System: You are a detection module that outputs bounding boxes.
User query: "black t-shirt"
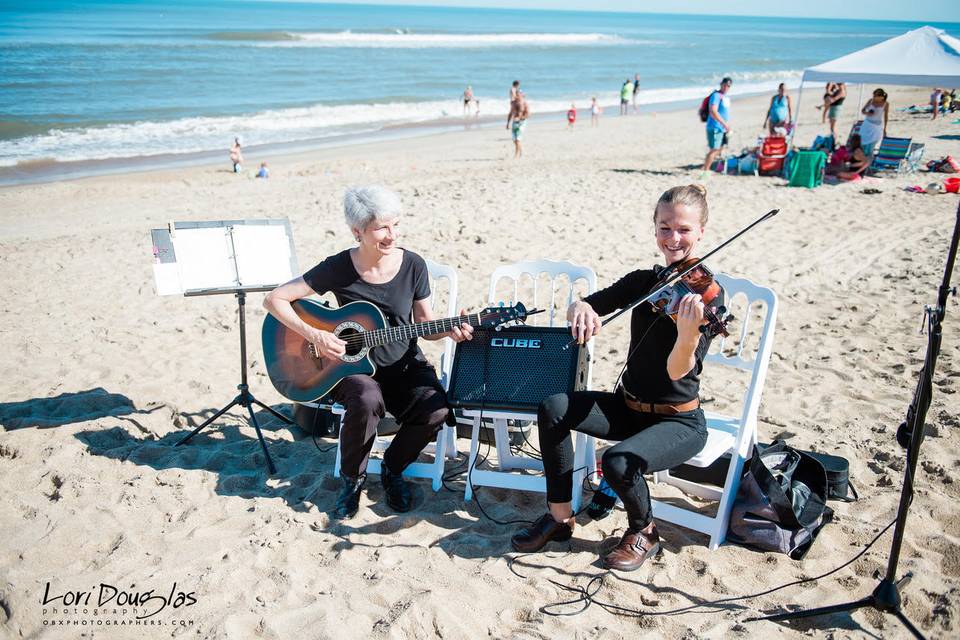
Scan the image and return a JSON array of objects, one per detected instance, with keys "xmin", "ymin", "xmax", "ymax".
[
  {"xmin": 583, "ymin": 267, "xmax": 724, "ymax": 404},
  {"xmin": 302, "ymin": 248, "xmax": 431, "ymax": 367}
]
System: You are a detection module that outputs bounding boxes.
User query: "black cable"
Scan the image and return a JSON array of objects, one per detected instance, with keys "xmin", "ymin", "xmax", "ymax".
[
  {"xmin": 312, "ymin": 432, "xmax": 338, "ymax": 453},
  {"xmin": 511, "ymin": 515, "xmax": 897, "ymax": 620}
]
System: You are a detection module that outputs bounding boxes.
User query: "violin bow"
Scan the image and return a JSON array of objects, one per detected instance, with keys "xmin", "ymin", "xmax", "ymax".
[{"xmin": 563, "ymin": 208, "xmax": 780, "ymax": 349}]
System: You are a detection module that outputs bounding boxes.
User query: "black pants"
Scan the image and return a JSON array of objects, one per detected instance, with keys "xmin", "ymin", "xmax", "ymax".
[
  {"xmin": 538, "ymin": 389, "xmax": 707, "ymax": 531},
  {"xmin": 330, "ymin": 357, "xmax": 450, "ymax": 478}
]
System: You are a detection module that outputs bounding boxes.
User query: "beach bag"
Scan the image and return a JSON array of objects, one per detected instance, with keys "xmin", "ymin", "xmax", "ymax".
[
  {"xmin": 727, "ymin": 440, "xmax": 833, "ymax": 559},
  {"xmin": 698, "ymin": 92, "xmax": 717, "ymax": 122},
  {"xmin": 672, "ymin": 443, "xmax": 858, "ymax": 503},
  {"xmin": 805, "ymin": 450, "xmax": 859, "ymax": 502},
  {"xmin": 928, "ymin": 155, "xmax": 960, "ymax": 173},
  {"xmin": 738, "ymin": 154, "xmax": 759, "ymax": 175}
]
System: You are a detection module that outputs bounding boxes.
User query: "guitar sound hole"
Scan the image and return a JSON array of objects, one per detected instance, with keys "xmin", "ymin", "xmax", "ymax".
[{"xmin": 338, "ymin": 327, "xmax": 364, "ymax": 357}]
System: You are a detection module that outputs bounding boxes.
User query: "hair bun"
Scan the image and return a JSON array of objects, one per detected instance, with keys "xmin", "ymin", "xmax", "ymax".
[{"xmin": 690, "ymin": 183, "xmax": 707, "ymax": 196}]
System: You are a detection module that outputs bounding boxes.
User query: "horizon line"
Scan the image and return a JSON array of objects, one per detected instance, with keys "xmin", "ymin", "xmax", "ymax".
[{"xmin": 248, "ymin": 0, "xmax": 960, "ymax": 25}]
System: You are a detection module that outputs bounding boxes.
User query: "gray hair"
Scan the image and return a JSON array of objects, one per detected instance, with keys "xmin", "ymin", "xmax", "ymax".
[{"xmin": 343, "ymin": 185, "xmax": 402, "ymax": 231}]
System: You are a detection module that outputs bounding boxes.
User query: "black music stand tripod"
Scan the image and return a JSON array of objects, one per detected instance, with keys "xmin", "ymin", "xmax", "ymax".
[
  {"xmin": 175, "ymin": 289, "xmax": 293, "ymax": 475},
  {"xmin": 749, "ymin": 203, "xmax": 959, "ymax": 639}
]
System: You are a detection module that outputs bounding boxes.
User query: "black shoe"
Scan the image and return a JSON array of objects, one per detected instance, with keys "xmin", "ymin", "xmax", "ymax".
[
  {"xmin": 510, "ymin": 513, "xmax": 573, "ymax": 553},
  {"xmin": 332, "ymin": 473, "xmax": 365, "ymax": 519},
  {"xmin": 380, "ymin": 465, "xmax": 412, "ymax": 512}
]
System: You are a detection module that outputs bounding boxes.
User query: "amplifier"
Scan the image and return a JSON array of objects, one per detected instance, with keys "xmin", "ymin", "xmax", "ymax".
[{"xmin": 447, "ymin": 325, "xmax": 589, "ymax": 412}]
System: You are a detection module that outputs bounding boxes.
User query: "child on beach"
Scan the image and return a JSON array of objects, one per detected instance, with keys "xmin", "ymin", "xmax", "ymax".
[
  {"xmin": 590, "ymin": 97, "xmax": 601, "ymax": 127},
  {"xmin": 256, "ymin": 162, "xmax": 269, "ymax": 179},
  {"xmin": 567, "ymin": 104, "xmax": 576, "ymax": 129},
  {"xmin": 229, "ymin": 137, "xmax": 243, "ymax": 173}
]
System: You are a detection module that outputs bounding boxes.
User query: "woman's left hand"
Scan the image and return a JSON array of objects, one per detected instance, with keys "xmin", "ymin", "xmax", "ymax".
[
  {"xmin": 449, "ymin": 308, "xmax": 474, "ymax": 343},
  {"xmin": 674, "ymin": 293, "xmax": 706, "ymax": 342}
]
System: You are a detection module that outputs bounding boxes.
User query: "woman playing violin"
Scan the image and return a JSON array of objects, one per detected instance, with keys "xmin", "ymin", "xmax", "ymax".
[{"xmin": 511, "ymin": 184, "xmax": 724, "ymax": 571}]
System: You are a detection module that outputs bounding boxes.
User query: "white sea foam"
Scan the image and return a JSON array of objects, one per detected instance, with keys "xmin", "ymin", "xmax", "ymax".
[
  {"xmin": 0, "ymin": 73, "xmax": 805, "ymax": 167},
  {"xmin": 258, "ymin": 31, "xmax": 647, "ymax": 48}
]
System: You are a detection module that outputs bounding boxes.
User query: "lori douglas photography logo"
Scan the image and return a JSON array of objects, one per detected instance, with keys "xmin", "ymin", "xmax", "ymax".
[{"xmin": 41, "ymin": 580, "xmax": 198, "ymax": 628}]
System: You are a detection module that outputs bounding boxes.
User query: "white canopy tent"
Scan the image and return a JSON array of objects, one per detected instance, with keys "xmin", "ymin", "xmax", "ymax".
[{"xmin": 793, "ymin": 26, "xmax": 960, "ymax": 143}]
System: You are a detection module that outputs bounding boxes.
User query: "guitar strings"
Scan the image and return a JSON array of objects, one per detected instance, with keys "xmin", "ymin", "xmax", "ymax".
[{"xmin": 323, "ymin": 313, "xmax": 493, "ymax": 347}]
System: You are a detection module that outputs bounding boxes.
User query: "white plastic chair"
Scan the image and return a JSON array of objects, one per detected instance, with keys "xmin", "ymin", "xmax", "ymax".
[
  {"xmin": 462, "ymin": 260, "xmax": 596, "ymax": 511},
  {"xmin": 581, "ymin": 273, "xmax": 777, "ymax": 550},
  {"xmin": 326, "ymin": 259, "xmax": 459, "ymax": 491}
]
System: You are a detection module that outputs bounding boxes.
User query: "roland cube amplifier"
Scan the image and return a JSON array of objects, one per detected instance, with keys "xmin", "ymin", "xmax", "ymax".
[{"xmin": 447, "ymin": 325, "xmax": 589, "ymax": 412}]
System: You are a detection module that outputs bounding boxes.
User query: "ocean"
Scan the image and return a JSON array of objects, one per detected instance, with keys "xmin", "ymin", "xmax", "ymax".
[{"xmin": 0, "ymin": 0, "xmax": 955, "ymax": 181}]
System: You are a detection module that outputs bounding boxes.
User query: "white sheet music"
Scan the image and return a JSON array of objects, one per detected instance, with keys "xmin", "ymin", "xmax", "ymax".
[
  {"xmin": 151, "ymin": 219, "xmax": 297, "ymax": 295},
  {"xmin": 232, "ymin": 224, "xmax": 293, "ymax": 287}
]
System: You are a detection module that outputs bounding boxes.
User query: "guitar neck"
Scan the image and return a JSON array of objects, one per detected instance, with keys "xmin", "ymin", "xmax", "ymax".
[{"xmin": 364, "ymin": 312, "xmax": 482, "ymax": 348}]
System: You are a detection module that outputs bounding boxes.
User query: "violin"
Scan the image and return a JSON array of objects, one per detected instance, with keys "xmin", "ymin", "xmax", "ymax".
[{"xmin": 648, "ymin": 258, "xmax": 733, "ymax": 338}]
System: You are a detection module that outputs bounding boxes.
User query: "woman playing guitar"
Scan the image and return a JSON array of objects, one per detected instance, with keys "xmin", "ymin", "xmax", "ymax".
[
  {"xmin": 264, "ymin": 185, "xmax": 473, "ymax": 519},
  {"xmin": 511, "ymin": 184, "xmax": 724, "ymax": 571}
]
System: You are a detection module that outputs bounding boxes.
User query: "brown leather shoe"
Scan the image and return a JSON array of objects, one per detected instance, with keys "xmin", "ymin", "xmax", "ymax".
[
  {"xmin": 511, "ymin": 513, "xmax": 574, "ymax": 553},
  {"xmin": 602, "ymin": 522, "xmax": 660, "ymax": 571}
]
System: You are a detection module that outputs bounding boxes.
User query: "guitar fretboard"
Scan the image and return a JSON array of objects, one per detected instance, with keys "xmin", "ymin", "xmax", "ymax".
[{"xmin": 363, "ymin": 313, "xmax": 484, "ymax": 348}]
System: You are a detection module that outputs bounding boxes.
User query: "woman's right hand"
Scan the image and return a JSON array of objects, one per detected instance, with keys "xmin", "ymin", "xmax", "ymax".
[
  {"xmin": 306, "ymin": 328, "xmax": 347, "ymax": 360},
  {"xmin": 567, "ymin": 300, "xmax": 602, "ymax": 344}
]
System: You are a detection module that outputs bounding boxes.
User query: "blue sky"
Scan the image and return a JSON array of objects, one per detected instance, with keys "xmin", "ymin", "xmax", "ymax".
[{"xmin": 282, "ymin": 1, "xmax": 959, "ymax": 22}]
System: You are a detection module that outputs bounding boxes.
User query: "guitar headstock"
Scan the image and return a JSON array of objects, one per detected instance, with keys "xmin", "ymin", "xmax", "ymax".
[{"xmin": 476, "ymin": 302, "xmax": 543, "ymax": 330}]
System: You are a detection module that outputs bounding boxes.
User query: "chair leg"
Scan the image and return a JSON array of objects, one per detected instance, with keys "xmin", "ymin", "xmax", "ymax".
[
  {"xmin": 464, "ymin": 417, "xmax": 481, "ymax": 501},
  {"xmin": 431, "ymin": 427, "xmax": 446, "ymax": 492},
  {"xmin": 333, "ymin": 438, "xmax": 342, "ymax": 478}
]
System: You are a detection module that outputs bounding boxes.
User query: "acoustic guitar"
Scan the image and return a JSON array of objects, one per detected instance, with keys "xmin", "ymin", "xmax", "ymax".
[{"xmin": 262, "ymin": 300, "xmax": 530, "ymax": 402}]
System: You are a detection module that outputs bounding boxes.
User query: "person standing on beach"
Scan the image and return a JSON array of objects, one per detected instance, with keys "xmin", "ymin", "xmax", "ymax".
[
  {"xmin": 263, "ymin": 185, "xmax": 473, "ymax": 520},
  {"xmin": 567, "ymin": 103, "xmax": 577, "ymax": 129},
  {"xmin": 590, "ymin": 97, "xmax": 601, "ymax": 127},
  {"xmin": 632, "ymin": 73, "xmax": 641, "ymax": 113},
  {"xmin": 859, "ymin": 88, "xmax": 890, "ymax": 157},
  {"xmin": 931, "ymin": 88, "xmax": 943, "ymax": 120},
  {"xmin": 506, "ymin": 91, "xmax": 530, "ymax": 158},
  {"xmin": 620, "ymin": 79, "xmax": 632, "ymax": 115},
  {"xmin": 816, "ymin": 82, "xmax": 845, "ymax": 141},
  {"xmin": 463, "ymin": 86, "xmax": 479, "ymax": 117},
  {"xmin": 230, "ymin": 137, "xmax": 243, "ymax": 173},
  {"xmin": 702, "ymin": 78, "xmax": 732, "ymax": 172},
  {"xmin": 505, "ymin": 80, "xmax": 520, "ymax": 129},
  {"xmin": 510, "ymin": 184, "xmax": 722, "ymax": 571},
  {"xmin": 762, "ymin": 83, "xmax": 792, "ymax": 136}
]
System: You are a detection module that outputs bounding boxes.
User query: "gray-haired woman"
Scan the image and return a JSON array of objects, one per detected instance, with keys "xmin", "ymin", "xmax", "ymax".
[{"xmin": 264, "ymin": 185, "xmax": 473, "ymax": 519}]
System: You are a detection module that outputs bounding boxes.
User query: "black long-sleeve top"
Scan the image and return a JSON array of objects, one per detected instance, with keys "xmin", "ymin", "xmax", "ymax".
[{"xmin": 583, "ymin": 267, "xmax": 724, "ymax": 404}]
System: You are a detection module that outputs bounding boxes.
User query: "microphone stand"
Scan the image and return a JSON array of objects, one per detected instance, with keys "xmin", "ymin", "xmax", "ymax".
[{"xmin": 749, "ymin": 202, "xmax": 959, "ymax": 639}]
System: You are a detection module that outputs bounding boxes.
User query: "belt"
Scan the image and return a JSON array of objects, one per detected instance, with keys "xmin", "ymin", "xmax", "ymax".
[{"xmin": 620, "ymin": 388, "xmax": 700, "ymax": 415}]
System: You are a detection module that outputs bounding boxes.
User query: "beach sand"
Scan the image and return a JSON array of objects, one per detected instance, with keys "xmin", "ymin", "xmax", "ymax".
[{"xmin": 1, "ymin": 88, "xmax": 958, "ymax": 639}]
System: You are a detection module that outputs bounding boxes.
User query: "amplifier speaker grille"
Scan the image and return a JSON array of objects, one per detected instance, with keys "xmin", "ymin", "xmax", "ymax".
[{"xmin": 447, "ymin": 325, "xmax": 589, "ymax": 412}]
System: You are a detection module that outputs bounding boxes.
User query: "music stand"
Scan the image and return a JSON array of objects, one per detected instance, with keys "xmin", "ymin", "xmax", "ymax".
[{"xmin": 151, "ymin": 219, "xmax": 299, "ymax": 474}]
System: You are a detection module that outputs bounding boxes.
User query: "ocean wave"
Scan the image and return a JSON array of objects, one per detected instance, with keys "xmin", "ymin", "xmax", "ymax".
[
  {"xmin": 711, "ymin": 69, "xmax": 803, "ymax": 84},
  {"xmin": 0, "ymin": 75, "xmax": 803, "ymax": 167},
  {"xmin": 205, "ymin": 31, "xmax": 298, "ymax": 42},
  {"xmin": 253, "ymin": 31, "xmax": 647, "ymax": 48}
]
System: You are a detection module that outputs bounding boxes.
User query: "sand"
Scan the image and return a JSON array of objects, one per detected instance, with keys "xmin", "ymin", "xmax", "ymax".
[{"xmin": 1, "ymin": 87, "xmax": 959, "ymax": 639}]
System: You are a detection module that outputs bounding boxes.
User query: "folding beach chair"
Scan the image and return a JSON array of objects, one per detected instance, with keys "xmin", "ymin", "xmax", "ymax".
[
  {"xmin": 868, "ymin": 136, "xmax": 913, "ymax": 174},
  {"xmin": 847, "ymin": 120, "xmax": 862, "ymax": 143},
  {"xmin": 756, "ymin": 136, "xmax": 788, "ymax": 176}
]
